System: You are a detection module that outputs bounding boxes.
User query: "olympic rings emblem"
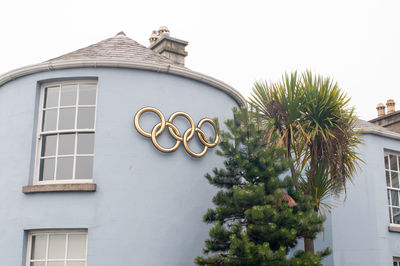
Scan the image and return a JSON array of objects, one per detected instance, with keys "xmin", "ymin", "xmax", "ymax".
[{"xmin": 134, "ymin": 107, "xmax": 219, "ymax": 158}]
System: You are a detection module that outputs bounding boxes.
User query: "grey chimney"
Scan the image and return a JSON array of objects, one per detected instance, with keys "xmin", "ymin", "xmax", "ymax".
[{"xmin": 149, "ymin": 26, "xmax": 188, "ymax": 66}]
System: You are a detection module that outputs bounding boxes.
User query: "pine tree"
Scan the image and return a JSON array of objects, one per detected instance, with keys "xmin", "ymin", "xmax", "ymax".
[{"xmin": 195, "ymin": 108, "xmax": 330, "ymax": 266}]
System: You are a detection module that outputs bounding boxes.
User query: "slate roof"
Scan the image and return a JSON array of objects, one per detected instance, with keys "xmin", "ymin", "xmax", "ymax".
[
  {"xmin": 46, "ymin": 31, "xmax": 180, "ymax": 67},
  {"xmin": 0, "ymin": 31, "xmax": 247, "ymax": 106},
  {"xmin": 355, "ymin": 119, "xmax": 400, "ymax": 139},
  {"xmin": 355, "ymin": 119, "xmax": 387, "ymax": 131}
]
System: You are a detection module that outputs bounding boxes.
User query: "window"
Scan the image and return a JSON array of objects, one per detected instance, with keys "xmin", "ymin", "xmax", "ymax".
[
  {"xmin": 385, "ymin": 152, "xmax": 400, "ymax": 224},
  {"xmin": 394, "ymin": 257, "xmax": 400, "ymax": 266},
  {"xmin": 26, "ymin": 230, "xmax": 88, "ymax": 266},
  {"xmin": 35, "ymin": 81, "xmax": 97, "ymax": 184}
]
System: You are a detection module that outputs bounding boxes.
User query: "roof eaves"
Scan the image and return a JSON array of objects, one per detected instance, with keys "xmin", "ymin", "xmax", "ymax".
[
  {"xmin": 0, "ymin": 59, "xmax": 247, "ymax": 107},
  {"xmin": 359, "ymin": 128, "xmax": 400, "ymax": 141}
]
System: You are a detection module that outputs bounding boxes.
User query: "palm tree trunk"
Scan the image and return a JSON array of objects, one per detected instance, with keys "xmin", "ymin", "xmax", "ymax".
[{"xmin": 304, "ymin": 237, "xmax": 315, "ymax": 254}]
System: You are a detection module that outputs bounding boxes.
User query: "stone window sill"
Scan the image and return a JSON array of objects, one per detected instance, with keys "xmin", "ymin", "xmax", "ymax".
[
  {"xmin": 388, "ymin": 224, "xmax": 400, "ymax": 233},
  {"xmin": 23, "ymin": 183, "xmax": 96, "ymax": 194}
]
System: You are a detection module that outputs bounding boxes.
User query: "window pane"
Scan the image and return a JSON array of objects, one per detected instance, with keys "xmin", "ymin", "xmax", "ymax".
[
  {"xmin": 77, "ymin": 107, "xmax": 95, "ymax": 129},
  {"xmin": 390, "ymin": 207, "xmax": 393, "ymax": 223},
  {"xmin": 385, "ymin": 155, "xmax": 389, "ymax": 169},
  {"xmin": 392, "ymin": 190, "xmax": 399, "ymax": 206},
  {"xmin": 40, "ymin": 158, "xmax": 55, "ymax": 181},
  {"xmin": 31, "ymin": 235, "xmax": 47, "ymax": 259},
  {"xmin": 58, "ymin": 108, "xmax": 76, "ymax": 130},
  {"xmin": 77, "ymin": 133, "xmax": 94, "ymax": 154},
  {"xmin": 67, "ymin": 262, "xmax": 85, "ymax": 266},
  {"xmin": 392, "ymin": 172, "xmax": 399, "ymax": 188},
  {"xmin": 387, "ymin": 171, "xmax": 391, "ymax": 186},
  {"xmin": 42, "ymin": 135, "xmax": 57, "ymax": 156},
  {"xmin": 44, "ymin": 86, "xmax": 59, "ymax": 108},
  {"xmin": 388, "ymin": 190, "xmax": 392, "ymax": 205},
  {"xmin": 60, "ymin": 84, "xmax": 77, "ymax": 106},
  {"xmin": 67, "ymin": 234, "xmax": 87, "ymax": 259},
  {"xmin": 75, "ymin": 156, "xmax": 93, "ymax": 179},
  {"xmin": 43, "ymin": 109, "xmax": 58, "ymax": 132},
  {"xmin": 393, "ymin": 207, "xmax": 400, "ymax": 224},
  {"xmin": 79, "ymin": 84, "xmax": 96, "ymax": 105},
  {"xmin": 56, "ymin": 157, "xmax": 74, "ymax": 180},
  {"xmin": 31, "ymin": 262, "xmax": 46, "ymax": 266},
  {"xmin": 48, "ymin": 234, "xmax": 66, "ymax": 259},
  {"xmin": 398, "ymin": 157, "xmax": 400, "ymax": 172},
  {"xmin": 47, "ymin": 262, "xmax": 65, "ymax": 266},
  {"xmin": 390, "ymin": 155, "xmax": 398, "ymax": 171},
  {"xmin": 58, "ymin": 134, "xmax": 75, "ymax": 155}
]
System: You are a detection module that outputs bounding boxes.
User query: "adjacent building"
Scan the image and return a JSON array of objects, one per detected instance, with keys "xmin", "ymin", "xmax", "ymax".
[{"xmin": 315, "ymin": 104, "xmax": 400, "ymax": 265}]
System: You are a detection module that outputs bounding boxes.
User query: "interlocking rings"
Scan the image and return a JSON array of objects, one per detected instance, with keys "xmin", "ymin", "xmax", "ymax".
[{"xmin": 134, "ymin": 107, "xmax": 219, "ymax": 158}]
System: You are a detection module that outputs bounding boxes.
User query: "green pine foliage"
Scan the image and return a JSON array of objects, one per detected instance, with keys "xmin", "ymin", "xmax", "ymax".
[{"xmin": 195, "ymin": 108, "xmax": 330, "ymax": 266}]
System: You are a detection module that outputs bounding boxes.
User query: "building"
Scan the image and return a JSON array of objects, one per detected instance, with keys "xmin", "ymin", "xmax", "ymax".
[
  {"xmin": 2, "ymin": 27, "xmax": 400, "ymax": 266},
  {"xmin": 0, "ymin": 28, "xmax": 245, "ymax": 265},
  {"xmin": 314, "ymin": 107, "xmax": 400, "ymax": 265}
]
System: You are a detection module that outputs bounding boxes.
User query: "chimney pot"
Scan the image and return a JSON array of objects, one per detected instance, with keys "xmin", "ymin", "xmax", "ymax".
[
  {"xmin": 387, "ymin": 99, "xmax": 395, "ymax": 114},
  {"xmin": 158, "ymin": 26, "xmax": 170, "ymax": 36},
  {"xmin": 377, "ymin": 103, "xmax": 386, "ymax": 117},
  {"xmin": 149, "ymin": 30, "xmax": 159, "ymax": 44}
]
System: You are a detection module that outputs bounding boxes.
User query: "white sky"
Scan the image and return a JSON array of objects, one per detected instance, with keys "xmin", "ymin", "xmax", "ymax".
[{"xmin": 1, "ymin": 0, "xmax": 399, "ymax": 120}]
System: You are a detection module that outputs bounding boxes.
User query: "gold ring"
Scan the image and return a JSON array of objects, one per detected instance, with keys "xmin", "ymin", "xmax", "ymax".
[
  {"xmin": 183, "ymin": 128, "xmax": 208, "ymax": 158},
  {"xmin": 197, "ymin": 118, "xmax": 219, "ymax": 148},
  {"xmin": 134, "ymin": 107, "xmax": 166, "ymax": 138},
  {"xmin": 151, "ymin": 122, "xmax": 181, "ymax": 152},
  {"xmin": 167, "ymin": 111, "xmax": 195, "ymax": 142}
]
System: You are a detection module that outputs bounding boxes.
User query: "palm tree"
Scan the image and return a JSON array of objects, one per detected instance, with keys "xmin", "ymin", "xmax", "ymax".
[
  {"xmin": 249, "ymin": 70, "xmax": 362, "ymax": 253},
  {"xmin": 250, "ymin": 72, "xmax": 304, "ymax": 176}
]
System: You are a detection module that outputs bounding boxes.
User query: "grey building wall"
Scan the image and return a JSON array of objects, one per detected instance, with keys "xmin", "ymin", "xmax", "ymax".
[
  {"xmin": 0, "ymin": 67, "xmax": 239, "ymax": 265},
  {"xmin": 318, "ymin": 133, "xmax": 400, "ymax": 265}
]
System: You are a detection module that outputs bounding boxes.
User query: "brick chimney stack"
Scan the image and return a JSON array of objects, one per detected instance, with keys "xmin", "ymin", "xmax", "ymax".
[
  {"xmin": 370, "ymin": 99, "xmax": 400, "ymax": 133},
  {"xmin": 377, "ymin": 103, "xmax": 386, "ymax": 117},
  {"xmin": 387, "ymin": 99, "xmax": 395, "ymax": 114},
  {"xmin": 149, "ymin": 26, "xmax": 188, "ymax": 66}
]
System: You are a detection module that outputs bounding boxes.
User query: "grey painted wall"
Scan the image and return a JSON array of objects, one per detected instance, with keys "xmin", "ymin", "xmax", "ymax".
[
  {"xmin": 0, "ymin": 67, "xmax": 239, "ymax": 265},
  {"xmin": 318, "ymin": 133, "xmax": 400, "ymax": 265}
]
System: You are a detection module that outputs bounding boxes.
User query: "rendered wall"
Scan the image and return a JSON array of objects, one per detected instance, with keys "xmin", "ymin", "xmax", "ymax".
[
  {"xmin": 326, "ymin": 134, "xmax": 400, "ymax": 265},
  {"xmin": 0, "ymin": 67, "xmax": 239, "ymax": 266}
]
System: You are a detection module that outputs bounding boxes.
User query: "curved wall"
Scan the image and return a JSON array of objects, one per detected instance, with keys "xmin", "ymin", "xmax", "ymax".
[{"xmin": 0, "ymin": 67, "xmax": 240, "ymax": 265}]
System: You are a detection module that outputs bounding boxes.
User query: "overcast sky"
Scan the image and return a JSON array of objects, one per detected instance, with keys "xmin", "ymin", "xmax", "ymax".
[{"xmin": 1, "ymin": 0, "xmax": 399, "ymax": 120}]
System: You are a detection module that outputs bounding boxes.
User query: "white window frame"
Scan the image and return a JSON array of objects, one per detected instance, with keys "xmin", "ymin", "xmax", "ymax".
[
  {"xmin": 34, "ymin": 80, "xmax": 98, "ymax": 184},
  {"xmin": 26, "ymin": 229, "xmax": 88, "ymax": 266},
  {"xmin": 385, "ymin": 151, "xmax": 400, "ymax": 225},
  {"xmin": 394, "ymin": 257, "xmax": 400, "ymax": 266}
]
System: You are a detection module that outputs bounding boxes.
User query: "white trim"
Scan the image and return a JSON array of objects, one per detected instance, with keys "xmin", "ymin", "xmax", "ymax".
[
  {"xmin": 385, "ymin": 152, "xmax": 400, "ymax": 226},
  {"xmin": 0, "ymin": 59, "xmax": 247, "ymax": 106},
  {"xmin": 359, "ymin": 129, "xmax": 400, "ymax": 141},
  {"xmin": 389, "ymin": 224, "xmax": 400, "ymax": 233},
  {"xmin": 34, "ymin": 80, "xmax": 97, "ymax": 184},
  {"xmin": 36, "ymin": 179, "xmax": 94, "ymax": 185},
  {"xmin": 394, "ymin": 256, "xmax": 400, "ymax": 265},
  {"xmin": 26, "ymin": 230, "xmax": 88, "ymax": 266}
]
